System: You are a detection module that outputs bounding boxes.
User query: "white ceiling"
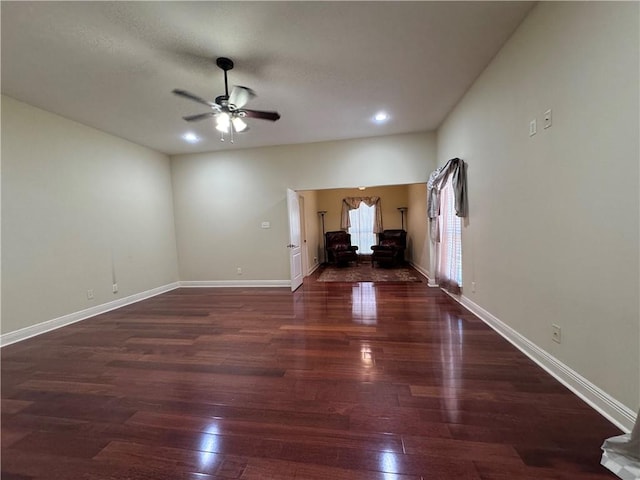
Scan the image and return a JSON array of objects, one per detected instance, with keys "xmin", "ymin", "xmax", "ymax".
[{"xmin": 1, "ymin": 1, "xmax": 534, "ymax": 155}]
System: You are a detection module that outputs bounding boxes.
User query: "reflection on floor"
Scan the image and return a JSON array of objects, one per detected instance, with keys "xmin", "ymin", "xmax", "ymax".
[{"xmin": 352, "ymin": 282, "xmax": 378, "ymax": 324}]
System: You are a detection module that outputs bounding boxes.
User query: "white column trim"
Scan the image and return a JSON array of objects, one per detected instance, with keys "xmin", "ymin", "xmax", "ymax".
[{"xmin": 409, "ymin": 262, "xmax": 436, "ymax": 286}]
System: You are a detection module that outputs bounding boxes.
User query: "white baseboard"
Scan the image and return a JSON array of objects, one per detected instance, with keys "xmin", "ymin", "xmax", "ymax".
[
  {"xmin": 409, "ymin": 262, "xmax": 435, "ymax": 285},
  {"xmin": 179, "ymin": 280, "xmax": 290, "ymax": 288},
  {"xmin": 308, "ymin": 262, "xmax": 321, "ymax": 275},
  {"xmin": 458, "ymin": 294, "xmax": 637, "ymax": 433},
  {"xmin": 1, "ymin": 282, "xmax": 180, "ymax": 347},
  {"xmin": 1, "ymin": 279, "xmax": 289, "ymax": 347}
]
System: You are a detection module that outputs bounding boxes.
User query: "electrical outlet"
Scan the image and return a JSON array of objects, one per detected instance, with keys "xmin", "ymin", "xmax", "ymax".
[
  {"xmin": 471, "ymin": 281, "xmax": 476, "ymax": 293},
  {"xmin": 237, "ymin": 267, "xmax": 242, "ymax": 275},
  {"xmin": 552, "ymin": 324, "xmax": 562, "ymax": 344},
  {"xmin": 112, "ymin": 283, "xmax": 118, "ymax": 294},
  {"xmin": 87, "ymin": 289, "xmax": 94, "ymax": 300},
  {"xmin": 529, "ymin": 119, "xmax": 537, "ymax": 137}
]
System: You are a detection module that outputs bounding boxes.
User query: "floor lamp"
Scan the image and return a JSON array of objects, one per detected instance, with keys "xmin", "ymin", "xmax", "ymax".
[
  {"xmin": 318, "ymin": 211, "xmax": 327, "ymax": 263},
  {"xmin": 397, "ymin": 207, "xmax": 408, "ymax": 230}
]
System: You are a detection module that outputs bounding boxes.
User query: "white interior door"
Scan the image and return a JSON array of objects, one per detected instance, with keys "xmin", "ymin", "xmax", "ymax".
[
  {"xmin": 287, "ymin": 188, "xmax": 303, "ymax": 291},
  {"xmin": 298, "ymin": 194, "xmax": 309, "ymax": 276}
]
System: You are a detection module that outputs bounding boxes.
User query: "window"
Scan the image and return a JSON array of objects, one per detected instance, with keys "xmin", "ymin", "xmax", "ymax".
[{"xmin": 348, "ymin": 201, "xmax": 376, "ymax": 254}]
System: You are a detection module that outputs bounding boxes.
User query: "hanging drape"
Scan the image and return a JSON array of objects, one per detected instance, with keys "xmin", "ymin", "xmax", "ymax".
[
  {"xmin": 427, "ymin": 158, "xmax": 468, "ymax": 242},
  {"xmin": 340, "ymin": 197, "xmax": 383, "ymax": 233},
  {"xmin": 427, "ymin": 158, "xmax": 468, "ymax": 294}
]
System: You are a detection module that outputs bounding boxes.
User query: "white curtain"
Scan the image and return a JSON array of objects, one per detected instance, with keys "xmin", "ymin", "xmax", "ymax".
[
  {"xmin": 436, "ymin": 176, "xmax": 462, "ymax": 294},
  {"xmin": 428, "ymin": 157, "xmax": 468, "ymax": 243},
  {"xmin": 349, "ymin": 202, "xmax": 376, "ymax": 253},
  {"xmin": 428, "ymin": 158, "xmax": 467, "ymax": 294},
  {"xmin": 340, "ymin": 197, "xmax": 383, "ymax": 233}
]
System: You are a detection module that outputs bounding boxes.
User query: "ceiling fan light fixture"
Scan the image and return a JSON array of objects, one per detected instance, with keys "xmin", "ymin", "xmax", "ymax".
[
  {"xmin": 173, "ymin": 57, "xmax": 280, "ymax": 143},
  {"xmin": 215, "ymin": 112, "xmax": 231, "ymax": 133},
  {"xmin": 232, "ymin": 116, "xmax": 248, "ymax": 133}
]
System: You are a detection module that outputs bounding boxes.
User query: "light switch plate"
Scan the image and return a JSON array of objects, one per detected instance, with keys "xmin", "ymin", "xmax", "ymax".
[
  {"xmin": 552, "ymin": 324, "xmax": 562, "ymax": 344},
  {"xmin": 544, "ymin": 109, "xmax": 552, "ymax": 129}
]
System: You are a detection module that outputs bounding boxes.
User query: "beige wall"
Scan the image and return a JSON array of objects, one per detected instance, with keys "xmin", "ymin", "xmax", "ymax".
[
  {"xmin": 317, "ymin": 185, "xmax": 409, "ymax": 234},
  {"xmin": 1, "ymin": 96, "xmax": 179, "ymax": 334},
  {"xmin": 171, "ymin": 132, "xmax": 437, "ymax": 281},
  {"xmin": 316, "ymin": 184, "xmax": 409, "ymax": 257},
  {"xmin": 309, "ymin": 183, "xmax": 429, "ymax": 272},
  {"xmin": 437, "ymin": 2, "xmax": 639, "ymax": 411},
  {"xmin": 406, "ymin": 183, "xmax": 429, "ymax": 276},
  {"xmin": 298, "ymin": 190, "xmax": 321, "ymax": 273}
]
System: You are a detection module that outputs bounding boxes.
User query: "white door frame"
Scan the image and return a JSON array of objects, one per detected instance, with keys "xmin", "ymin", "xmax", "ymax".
[
  {"xmin": 298, "ymin": 194, "xmax": 309, "ymax": 276},
  {"xmin": 286, "ymin": 188, "xmax": 304, "ymax": 291}
]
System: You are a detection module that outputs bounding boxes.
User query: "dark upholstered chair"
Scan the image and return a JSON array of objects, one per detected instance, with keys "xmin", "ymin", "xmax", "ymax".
[
  {"xmin": 325, "ymin": 231, "xmax": 358, "ymax": 266},
  {"xmin": 371, "ymin": 229, "xmax": 407, "ymax": 267}
]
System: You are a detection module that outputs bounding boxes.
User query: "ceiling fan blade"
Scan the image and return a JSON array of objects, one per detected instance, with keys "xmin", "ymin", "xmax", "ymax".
[
  {"xmin": 242, "ymin": 109, "xmax": 281, "ymax": 121},
  {"xmin": 229, "ymin": 86, "xmax": 255, "ymax": 109},
  {"xmin": 172, "ymin": 89, "xmax": 218, "ymax": 108},
  {"xmin": 183, "ymin": 112, "xmax": 216, "ymax": 122}
]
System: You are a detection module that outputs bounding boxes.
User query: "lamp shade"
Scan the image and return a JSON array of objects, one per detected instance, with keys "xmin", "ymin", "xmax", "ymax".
[
  {"xmin": 215, "ymin": 112, "xmax": 231, "ymax": 133},
  {"xmin": 232, "ymin": 116, "xmax": 247, "ymax": 132}
]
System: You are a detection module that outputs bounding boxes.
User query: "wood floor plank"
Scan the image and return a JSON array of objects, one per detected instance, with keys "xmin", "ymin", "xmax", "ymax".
[
  {"xmin": 126, "ymin": 410, "xmax": 407, "ymax": 454},
  {"xmin": 7, "ymin": 431, "xmax": 109, "ymax": 458},
  {"xmin": 1, "ymin": 270, "xmax": 621, "ymax": 479},
  {"xmin": 1, "ymin": 399, "xmax": 33, "ymax": 414}
]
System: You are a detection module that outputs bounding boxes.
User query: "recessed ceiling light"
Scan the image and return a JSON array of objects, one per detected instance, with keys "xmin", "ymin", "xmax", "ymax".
[
  {"xmin": 182, "ymin": 132, "xmax": 200, "ymax": 143},
  {"xmin": 358, "ymin": 186, "xmax": 366, "ymax": 190},
  {"xmin": 373, "ymin": 112, "xmax": 390, "ymax": 124}
]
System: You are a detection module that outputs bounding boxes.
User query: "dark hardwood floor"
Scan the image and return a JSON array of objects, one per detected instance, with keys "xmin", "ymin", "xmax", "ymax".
[{"xmin": 1, "ymin": 269, "xmax": 621, "ymax": 479}]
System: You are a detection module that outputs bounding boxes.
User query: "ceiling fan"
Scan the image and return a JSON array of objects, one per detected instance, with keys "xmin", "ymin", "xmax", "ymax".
[{"xmin": 173, "ymin": 57, "xmax": 280, "ymax": 142}]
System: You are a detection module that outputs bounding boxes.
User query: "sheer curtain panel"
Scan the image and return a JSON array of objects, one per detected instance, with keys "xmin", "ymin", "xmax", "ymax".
[
  {"xmin": 436, "ymin": 176, "xmax": 463, "ymax": 293},
  {"xmin": 427, "ymin": 158, "xmax": 468, "ymax": 294},
  {"xmin": 348, "ymin": 202, "xmax": 376, "ymax": 253}
]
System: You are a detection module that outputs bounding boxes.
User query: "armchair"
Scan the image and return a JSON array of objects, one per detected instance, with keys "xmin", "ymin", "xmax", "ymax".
[
  {"xmin": 371, "ymin": 229, "xmax": 407, "ymax": 267},
  {"xmin": 325, "ymin": 231, "xmax": 359, "ymax": 266}
]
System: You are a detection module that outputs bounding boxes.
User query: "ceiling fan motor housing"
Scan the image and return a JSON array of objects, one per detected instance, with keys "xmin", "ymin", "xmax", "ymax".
[
  {"xmin": 215, "ymin": 95, "xmax": 229, "ymax": 107},
  {"xmin": 216, "ymin": 57, "xmax": 234, "ymax": 71}
]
